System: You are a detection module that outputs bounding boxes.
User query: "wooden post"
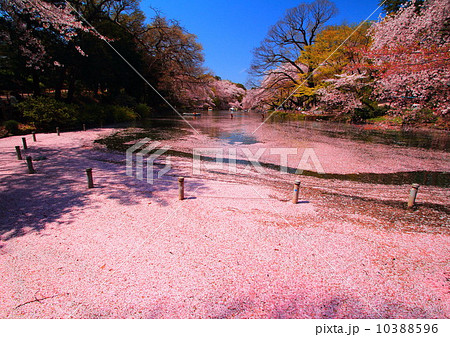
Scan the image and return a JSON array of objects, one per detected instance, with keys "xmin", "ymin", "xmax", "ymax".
[
  {"xmin": 26, "ymin": 156, "xmax": 35, "ymax": 174},
  {"xmin": 56, "ymin": 127, "xmax": 60, "ymax": 136},
  {"xmin": 32, "ymin": 131, "xmax": 36, "ymax": 142},
  {"xmin": 292, "ymin": 179, "xmax": 301, "ymax": 204},
  {"xmin": 178, "ymin": 177, "xmax": 185, "ymax": 200},
  {"xmin": 407, "ymin": 183, "xmax": 420, "ymax": 208},
  {"xmin": 86, "ymin": 168, "xmax": 94, "ymax": 188},
  {"xmin": 83, "ymin": 124, "xmax": 86, "ymax": 131},
  {"xmin": 15, "ymin": 146, "xmax": 22, "ymax": 160},
  {"xmin": 22, "ymin": 137, "xmax": 28, "ymax": 150}
]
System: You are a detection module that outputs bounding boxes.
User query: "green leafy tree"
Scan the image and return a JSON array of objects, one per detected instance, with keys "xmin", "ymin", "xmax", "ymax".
[{"xmin": 18, "ymin": 96, "xmax": 77, "ymax": 130}]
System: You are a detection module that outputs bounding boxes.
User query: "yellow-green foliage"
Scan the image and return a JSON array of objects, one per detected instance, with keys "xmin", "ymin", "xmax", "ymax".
[
  {"xmin": 18, "ymin": 96, "xmax": 77, "ymax": 130},
  {"xmin": 111, "ymin": 106, "xmax": 137, "ymax": 123}
]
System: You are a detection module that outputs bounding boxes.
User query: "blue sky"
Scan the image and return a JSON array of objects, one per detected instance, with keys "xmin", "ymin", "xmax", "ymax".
[{"xmin": 140, "ymin": 0, "xmax": 383, "ymax": 85}]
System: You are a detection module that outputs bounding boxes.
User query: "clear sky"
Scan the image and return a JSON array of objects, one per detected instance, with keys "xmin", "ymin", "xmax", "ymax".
[{"xmin": 140, "ymin": 0, "xmax": 383, "ymax": 85}]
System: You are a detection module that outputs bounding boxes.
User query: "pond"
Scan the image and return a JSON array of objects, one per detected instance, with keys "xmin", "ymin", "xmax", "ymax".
[
  {"xmin": 97, "ymin": 110, "xmax": 450, "ymax": 187},
  {"xmin": 184, "ymin": 110, "xmax": 450, "ymax": 150}
]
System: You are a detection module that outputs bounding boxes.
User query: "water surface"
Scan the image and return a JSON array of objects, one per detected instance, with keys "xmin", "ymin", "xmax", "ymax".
[{"xmin": 97, "ymin": 111, "xmax": 449, "ymax": 187}]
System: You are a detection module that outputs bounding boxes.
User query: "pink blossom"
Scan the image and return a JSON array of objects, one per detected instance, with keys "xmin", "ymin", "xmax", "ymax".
[
  {"xmin": 4, "ymin": 0, "xmax": 101, "ymax": 68},
  {"xmin": 368, "ymin": 0, "xmax": 450, "ymax": 115},
  {"xmin": 75, "ymin": 46, "xmax": 87, "ymax": 57}
]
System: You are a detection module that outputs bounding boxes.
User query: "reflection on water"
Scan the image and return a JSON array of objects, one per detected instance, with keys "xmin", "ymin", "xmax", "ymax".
[
  {"xmin": 97, "ymin": 111, "xmax": 449, "ymax": 187},
  {"xmin": 183, "ymin": 110, "xmax": 450, "ymax": 151},
  {"xmin": 217, "ymin": 131, "xmax": 258, "ymax": 145},
  {"xmin": 188, "ymin": 111, "xmax": 259, "ymax": 145},
  {"xmin": 289, "ymin": 120, "xmax": 450, "ymax": 151},
  {"xmin": 134, "ymin": 110, "xmax": 449, "ymax": 151},
  {"xmin": 138, "ymin": 117, "xmax": 186, "ymax": 130}
]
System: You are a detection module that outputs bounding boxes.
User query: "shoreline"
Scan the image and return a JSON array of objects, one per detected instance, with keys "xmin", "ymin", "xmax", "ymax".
[
  {"xmin": 2, "ymin": 112, "xmax": 450, "ymax": 140},
  {"xmin": 263, "ymin": 110, "xmax": 450, "ymax": 132}
]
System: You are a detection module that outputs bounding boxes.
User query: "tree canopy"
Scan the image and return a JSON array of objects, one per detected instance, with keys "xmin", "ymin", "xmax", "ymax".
[
  {"xmin": 246, "ymin": 0, "xmax": 449, "ymax": 122},
  {"xmin": 0, "ymin": 0, "xmax": 245, "ymax": 121}
]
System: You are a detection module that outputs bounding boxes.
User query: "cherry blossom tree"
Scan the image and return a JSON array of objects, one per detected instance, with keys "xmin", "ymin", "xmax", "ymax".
[
  {"xmin": 369, "ymin": 0, "xmax": 450, "ymax": 115},
  {"xmin": 211, "ymin": 79, "xmax": 246, "ymax": 110},
  {"xmin": 170, "ymin": 75, "xmax": 214, "ymax": 110},
  {"xmin": 316, "ymin": 73, "xmax": 367, "ymax": 114},
  {"xmin": 256, "ymin": 63, "xmax": 308, "ymax": 109},
  {"xmin": 165, "ymin": 75, "xmax": 246, "ymax": 110},
  {"xmin": 139, "ymin": 14, "xmax": 206, "ymax": 108},
  {"xmin": 3, "ymin": 1, "xmax": 87, "ymax": 35},
  {"xmin": 1, "ymin": 1, "xmax": 246, "ymax": 111},
  {"xmin": 1, "ymin": 0, "xmax": 93, "ymax": 67},
  {"xmin": 378, "ymin": 0, "xmax": 424, "ymax": 14},
  {"xmin": 242, "ymin": 88, "xmax": 272, "ymax": 110},
  {"xmin": 1, "ymin": 0, "xmax": 99, "ymax": 95},
  {"xmin": 248, "ymin": 22, "xmax": 372, "ymax": 112},
  {"xmin": 250, "ymin": 0, "xmax": 337, "ymax": 91}
]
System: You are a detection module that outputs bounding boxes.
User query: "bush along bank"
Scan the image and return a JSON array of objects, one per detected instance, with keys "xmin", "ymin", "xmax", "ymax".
[{"xmin": 1, "ymin": 96, "xmax": 154, "ymax": 137}]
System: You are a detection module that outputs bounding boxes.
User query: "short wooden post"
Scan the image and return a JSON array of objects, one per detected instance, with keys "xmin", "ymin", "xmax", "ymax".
[
  {"xmin": 83, "ymin": 124, "xmax": 86, "ymax": 131},
  {"xmin": 407, "ymin": 183, "xmax": 420, "ymax": 208},
  {"xmin": 32, "ymin": 131, "xmax": 36, "ymax": 142},
  {"xmin": 15, "ymin": 146, "xmax": 22, "ymax": 160},
  {"xmin": 56, "ymin": 127, "xmax": 60, "ymax": 136},
  {"xmin": 26, "ymin": 156, "xmax": 35, "ymax": 174},
  {"xmin": 178, "ymin": 177, "xmax": 185, "ymax": 200},
  {"xmin": 86, "ymin": 168, "xmax": 94, "ymax": 188},
  {"xmin": 292, "ymin": 179, "xmax": 301, "ymax": 204},
  {"xmin": 22, "ymin": 137, "xmax": 27, "ymax": 150}
]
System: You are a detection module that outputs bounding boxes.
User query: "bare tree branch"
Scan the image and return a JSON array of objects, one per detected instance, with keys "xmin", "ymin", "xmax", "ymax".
[{"xmin": 249, "ymin": 0, "xmax": 337, "ymax": 93}]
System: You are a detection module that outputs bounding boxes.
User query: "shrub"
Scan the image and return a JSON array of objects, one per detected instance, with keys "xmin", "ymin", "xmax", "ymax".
[
  {"xmin": 18, "ymin": 96, "xmax": 77, "ymax": 131},
  {"xmin": 0, "ymin": 126, "xmax": 7, "ymax": 138},
  {"xmin": 135, "ymin": 103, "xmax": 152, "ymax": 118},
  {"xmin": 3, "ymin": 120, "xmax": 19, "ymax": 135},
  {"xmin": 403, "ymin": 108, "xmax": 438, "ymax": 124},
  {"xmin": 351, "ymin": 98, "xmax": 389, "ymax": 123},
  {"xmin": 113, "ymin": 93, "xmax": 137, "ymax": 108},
  {"xmin": 78, "ymin": 104, "xmax": 107, "ymax": 125},
  {"xmin": 18, "ymin": 123, "xmax": 36, "ymax": 134},
  {"xmin": 78, "ymin": 104, "xmax": 136, "ymax": 125},
  {"xmin": 110, "ymin": 106, "xmax": 137, "ymax": 123}
]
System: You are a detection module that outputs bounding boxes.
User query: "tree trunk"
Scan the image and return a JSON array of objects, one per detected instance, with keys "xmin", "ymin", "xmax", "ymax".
[
  {"xmin": 67, "ymin": 72, "xmax": 76, "ymax": 103},
  {"xmin": 54, "ymin": 67, "xmax": 65, "ymax": 100},
  {"xmin": 307, "ymin": 67, "xmax": 315, "ymax": 88},
  {"xmin": 32, "ymin": 70, "xmax": 41, "ymax": 96}
]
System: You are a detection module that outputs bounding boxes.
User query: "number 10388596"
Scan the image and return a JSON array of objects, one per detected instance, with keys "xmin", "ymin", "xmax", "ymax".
[{"xmin": 376, "ymin": 323, "xmax": 438, "ymax": 334}]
